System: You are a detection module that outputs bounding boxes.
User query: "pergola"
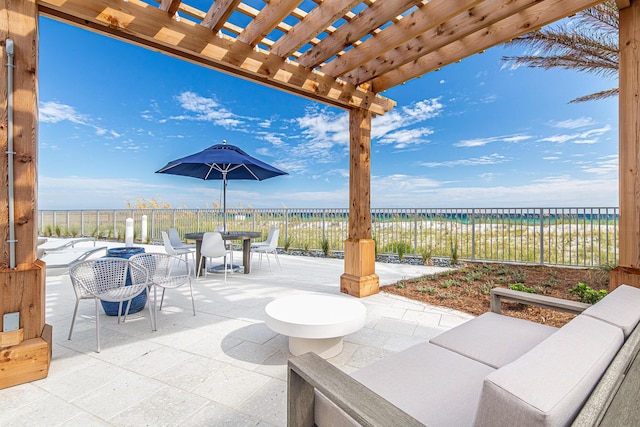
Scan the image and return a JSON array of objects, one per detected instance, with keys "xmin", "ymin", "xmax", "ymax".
[{"xmin": 1, "ymin": 0, "xmax": 638, "ymax": 388}]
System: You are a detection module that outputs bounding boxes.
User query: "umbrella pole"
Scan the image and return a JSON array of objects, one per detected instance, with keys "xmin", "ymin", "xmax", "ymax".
[{"xmin": 223, "ymin": 175, "xmax": 227, "ymax": 231}]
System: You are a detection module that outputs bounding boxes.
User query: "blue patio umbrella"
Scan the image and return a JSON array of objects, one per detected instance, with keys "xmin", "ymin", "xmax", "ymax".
[{"xmin": 156, "ymin": 141, "xmax": 288, "ymax": 229}]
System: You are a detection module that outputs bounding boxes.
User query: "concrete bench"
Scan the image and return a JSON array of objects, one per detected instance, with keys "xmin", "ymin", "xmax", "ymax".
[{"xmin": 287, "ymin": 285, "xmax": 640, "ymax": 426}]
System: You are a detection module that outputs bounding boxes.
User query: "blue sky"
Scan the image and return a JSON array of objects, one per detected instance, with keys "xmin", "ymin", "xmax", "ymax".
[{"xmin": 38, "ymin": 16, "xmax": 618, "ymax": 210}]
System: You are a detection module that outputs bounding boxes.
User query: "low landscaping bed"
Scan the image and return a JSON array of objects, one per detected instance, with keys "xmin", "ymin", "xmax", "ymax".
[{"xmin": 382, "ymin": 262, "xmax": 612, "ymax": 327}]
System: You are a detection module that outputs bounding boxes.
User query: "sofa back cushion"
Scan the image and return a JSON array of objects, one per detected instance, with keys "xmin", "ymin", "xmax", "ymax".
[
  {"xmin": 430, "ymin": 312, "xmax": 558, "ymax": 368},
  {"xmin": 473, "ymin": 315, "xmax": 623, "ymax": 427},
  {"xmin": 582, "ymin": 284, "xmax": 640, "ymax": 338}
]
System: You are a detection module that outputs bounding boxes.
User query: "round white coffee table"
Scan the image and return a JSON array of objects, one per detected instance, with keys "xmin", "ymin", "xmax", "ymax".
[{"xmin": 265, "ymin": 294, "xmax": 367, "ymax": 359}]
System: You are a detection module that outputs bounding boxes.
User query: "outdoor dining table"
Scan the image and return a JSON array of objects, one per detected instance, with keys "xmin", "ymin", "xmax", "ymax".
[{"xmin": 184, "ymin": 231, "xmax": 262, "ymax": 276}]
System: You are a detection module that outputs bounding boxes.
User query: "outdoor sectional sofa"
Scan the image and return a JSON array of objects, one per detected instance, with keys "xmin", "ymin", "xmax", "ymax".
[{"xmin": 287, "ymin": 285, "xmax": 640, "ymax": 426}]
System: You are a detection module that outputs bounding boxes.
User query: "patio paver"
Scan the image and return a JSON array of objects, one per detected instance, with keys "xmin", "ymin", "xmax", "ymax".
[{"xmin": 1, "ymin": 241, "xmax": 473, "ymax": 426}]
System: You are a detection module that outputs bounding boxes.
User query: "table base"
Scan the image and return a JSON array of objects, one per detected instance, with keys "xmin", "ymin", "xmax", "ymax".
[
  {"xmin": 289, "ymin": 336, "xmax": 343, "ymax": 359},
  {"xmin": 208, "ymin": 264, "xmax": 243, "ymax": 274}
]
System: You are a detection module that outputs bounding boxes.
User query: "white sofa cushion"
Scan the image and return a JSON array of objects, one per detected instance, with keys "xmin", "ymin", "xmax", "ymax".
[
  {"xmin": 430, "ymin": 312, "xmax": 558, "ymax": 368},
  {"xmin": 473, "ymin": 315, "xmax": 623, "ymax": 427},
  {"xmin": 582, "ymin": 284, "xmax": 640, "ymax": 338},
  {"xmin": 314, "ymin": 342, "xmax": 495, "ymax": 427},
  {"xmin": 357, "ymin": 342, "xmax": 494, "ymax": 427}
]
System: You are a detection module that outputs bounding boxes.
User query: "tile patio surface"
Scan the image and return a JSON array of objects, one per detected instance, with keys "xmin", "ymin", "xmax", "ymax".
[{"xmin": 1, "ymin": 241, "xmax": 473, "ymax": 426}]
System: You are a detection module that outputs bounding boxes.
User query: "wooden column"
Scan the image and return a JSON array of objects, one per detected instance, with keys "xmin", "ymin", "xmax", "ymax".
[
  {"xmin": 0, "ymin": 0, "xmax": 50, "ymax": 389},
  {"xmin": 340, "ymin": 109, "xmax": 379, "ymax": 297},
  {"xmin": 612, "ymin": 0, "xmax": 640, "ymax": 290}
]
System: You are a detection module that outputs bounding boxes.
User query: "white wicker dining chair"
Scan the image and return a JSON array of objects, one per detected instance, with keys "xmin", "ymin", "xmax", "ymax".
[
  {"xmin": 197, "ymin": 231, "xmax": 233, "ymax": 282},
  {"xmin": 129, "ymin": 252, "xmax": 194, "ymax": 331},
  {"xmin": 69, "ymin": 257, "xmax": 153, "ymax": 352}
]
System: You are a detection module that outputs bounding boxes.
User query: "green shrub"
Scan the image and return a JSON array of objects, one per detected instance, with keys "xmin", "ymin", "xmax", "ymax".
[
  {"xmin": 321, "ymin": 238, "xmax": 331, "ymax": 257},
  {"xmin": 421, "ymin": 246, "xmax": 433, "ymax": 265},
  {"xmin": 283, "ymin": 236, "xmax": 292, "ymax": 252},
  {"xmin": 510, "ymin": 269, "xmax": 527, "ymax": 284},
  {"xmin": 569, "ymin": 282, "xmax": 608, "ymax": 304},
  {"xmin": 441, "ymin": 279, "xmax": 460, "ymax": 288},
  {"xmin": 417, "ymin": 286, "xmax": 436, "ymax": 294},
  {"xmin": 450, "ymin": 242, "xmax": 459, "ymax": 265},
  {"xmin": 509, "ymin": 283, "xmax": 536, "ymax": 293}
]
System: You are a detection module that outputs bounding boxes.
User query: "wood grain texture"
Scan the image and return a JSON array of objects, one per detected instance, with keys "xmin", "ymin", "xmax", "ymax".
[
  {"xmin": 371, "ymin": 0, "xmax": 604, "ymax": 92},
  {"xmin": 618, "ymin": 0, "xmax": 640, "ymax": 268},
  {"xmin": 38, "ymin": 0, "xmax": 395, "ymax": 115},
  {"xmin": 0, "ymin": 261, "xmax": 46, "ymax": 340},
  {"xmin": 490, "ymin": 287, "xmax": 590, "ymax": 314},
  {"xmin": 0, "ymin": 337, "xmax": 49, "ymax": 389}
]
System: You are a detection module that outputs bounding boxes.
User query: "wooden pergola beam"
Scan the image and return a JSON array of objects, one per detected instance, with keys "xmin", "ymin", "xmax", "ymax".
[
  {"xmin": 297, "ymin": 0, "xmax": 423, "ymax": 70},
  {"xmin": 271, "ymin": 0, "xmax": 360, "ymax": 59},
  {"xmin": 159, "ymin": 0, "xmax": 182, "ymax": 17},
  {"xmin": 38, "ymin": 0, "xmax": 396, "ymax": 115},
  {"xmin": 371, "ymin": 0, "xmax": 604, "ymax": 92},
  {"xmin": 202, "ymin": 0, "xmax": 243, "ymax": 33},
  {"xmin": 237, "ymin": 0, "xmax": 302, "ymax": 47},
  {"xmin": 322, "ymin": 0, "xmax": 483, "ymax": 79}
]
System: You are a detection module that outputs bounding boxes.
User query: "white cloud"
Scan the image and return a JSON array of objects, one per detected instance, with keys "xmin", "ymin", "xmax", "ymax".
[
  {"xmin": 479, "ymin": 172, "xmax": 499, "ymax": 181},
  {"xmin": 420, "ymin": 153, "xmax": 509, "ymax": 167},
  {"xmin": 370, "ymin": 175, "xmax": 618, "ymax": 208},
  {"xmin": 551, "ymin": 117, "xmax": 594, "ymax": 129},
  {"xmin": 377, "ymin": 127, "xmax": 434, "ymax": 148},
  {"xmin": 40, "ymin": 101, "xmax": 88, "ymax": 124},
  {"xmin": 172, "ymin": 91, "xmax": 241, "ymax": 129},
  {"xmin": 538, "ymin": 124, "xmax": 611, "ymax": 144},
  {"xmin": 373, "ymin": 98, "xmax": 443, "ymax": 138},
  {"xmin": 581, "ymin": 154, "xmax": 618, "ymax": 175},
  {"xmin": 454, "ymin": 134, "xmax": 531, "ymax": 147},
  {"xmin": 39, "ymin": 100, "xmax": 123, "ymax": 141}
]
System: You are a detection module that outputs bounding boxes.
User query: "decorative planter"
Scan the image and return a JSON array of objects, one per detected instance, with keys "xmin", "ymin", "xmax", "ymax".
[{"xmin": 101, "ymin": 247, "xmax": 147, "ymax": 316}]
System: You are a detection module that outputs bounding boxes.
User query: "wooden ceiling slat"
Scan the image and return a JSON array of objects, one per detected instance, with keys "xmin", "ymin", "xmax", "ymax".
[
  {"xmin": 237, "ymin": 0, "xmax": 303, "ymax": 46},
  {"xmin": 344, "ymin": 0, "xmax": 537, "ymax": 85},
  {"xmin": 202, "ymin": 0, "xmax": 242, "ymax": 32},
  {"xmin": 322, "ymin": 0, "xmax": 484, "ymax": 79},
  {"xmin": 297, "ymin": 0, "xmax": 423, "ymax": 69},
  {"xmin": 271, "ymin": 0, "xmax": 360, "ymax": 59},
  {"xmin": 159, "ymin": 0, "xmax": 182, "ymax": 16},
  {"xmin": 39, "ymin": 0, "xmax": 604, "ymax": 112},
  {"xmin": 38, "ymin": 0, "xmax": 395, "ymax": 114},
  {"xmin": 371, "ymin": 0, "xmax": 605, "ymax": 92}
]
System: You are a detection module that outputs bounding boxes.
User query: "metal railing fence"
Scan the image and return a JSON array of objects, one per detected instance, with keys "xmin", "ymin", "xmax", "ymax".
[{"xmin": 38, "ymin": 207, "xmax": 619, "ymax": 268}]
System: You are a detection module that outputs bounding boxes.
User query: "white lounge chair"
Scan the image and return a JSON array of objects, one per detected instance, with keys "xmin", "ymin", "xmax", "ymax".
[{"xmin": 39, "ymin": 237, "xmax": 107, "ymax": 269}]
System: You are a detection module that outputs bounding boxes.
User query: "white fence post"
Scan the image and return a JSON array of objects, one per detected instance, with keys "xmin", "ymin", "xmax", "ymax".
[
  {"xmin": 125, "ymin": 218, "xmax": 134, "ymax": 247},
  {"xmin": 141, "ymin": 215, "xmax": 148, "ymax": 243}
]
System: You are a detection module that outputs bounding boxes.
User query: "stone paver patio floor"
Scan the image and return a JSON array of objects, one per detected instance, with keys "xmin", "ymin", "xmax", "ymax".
[{"xmin": 1, "ymin": 241, "xmax": 473, "ymax": 426}]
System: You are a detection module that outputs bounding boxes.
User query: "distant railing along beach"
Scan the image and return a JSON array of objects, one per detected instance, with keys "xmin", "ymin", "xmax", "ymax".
[{"xmin": 38, "ymin": 207, "xmax": 619, "ymax": 268}]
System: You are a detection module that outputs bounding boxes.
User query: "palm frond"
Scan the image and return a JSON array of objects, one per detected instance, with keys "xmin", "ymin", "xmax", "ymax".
[
  {"xmin": 569, "ymin": 88, "xmax": 619, "ymax": 103},
  {"xmin": 501, "ymin": 1, "xmax": 619, "ymax": 103}
]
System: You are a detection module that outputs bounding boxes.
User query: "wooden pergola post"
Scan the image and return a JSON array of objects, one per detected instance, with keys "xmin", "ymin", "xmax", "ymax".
[
  {"xmin": 0, "ymin": 0, "xmax": 50, "ymax": 389},
  {"xmin": 611, "ymin": 0, "xmax": 640, "ymax": 290},
  {"xmin": 340, "ymin": 108, "xmax": 379, "ymax": 298}
]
